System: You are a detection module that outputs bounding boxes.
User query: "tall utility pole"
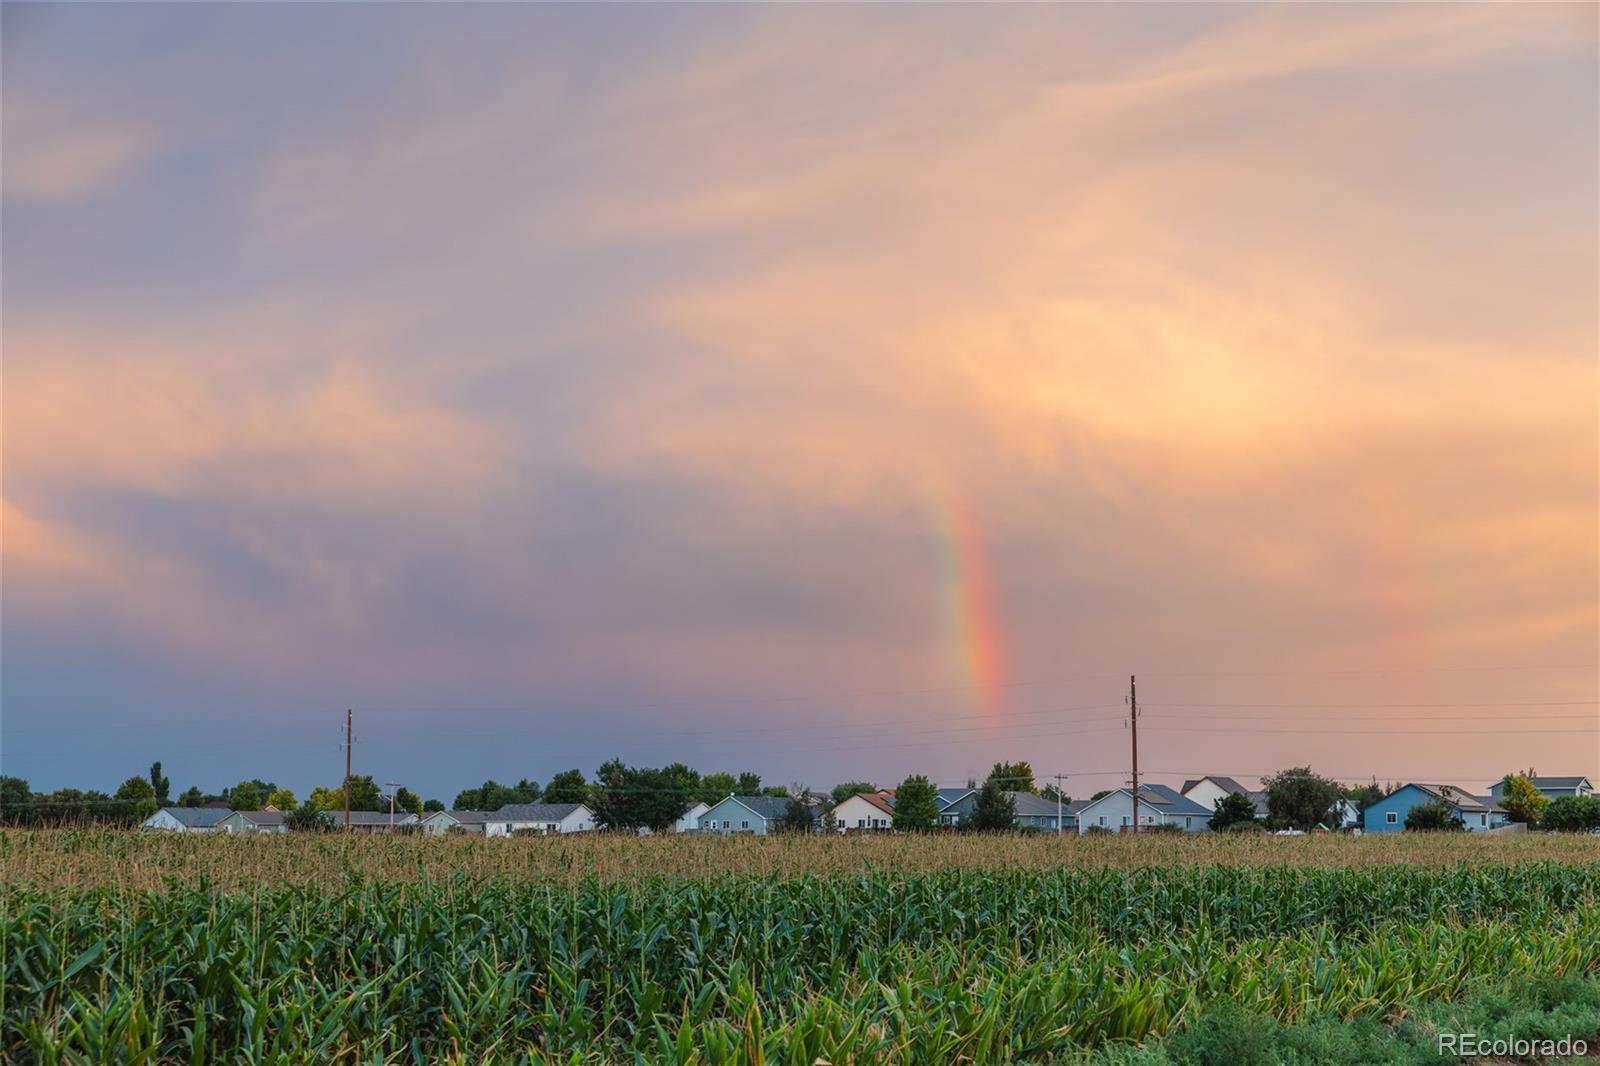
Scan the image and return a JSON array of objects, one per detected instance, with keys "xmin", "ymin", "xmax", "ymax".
[
  {"xmin": 1052, "ymin": 773, "xmax": 1069, "ymax": 836},
  {"xmin": 344, "ymin": 709, "xmax": 352, "ymax": 833},
  {"xmin": 1129, "ymin": 675, "xmax": 1139, "ymax": 835}
]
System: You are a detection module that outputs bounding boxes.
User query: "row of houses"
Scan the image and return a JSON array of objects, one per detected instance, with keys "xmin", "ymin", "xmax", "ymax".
[
  {"xmin": 143, "ymin": 803, "xmax": 598, "ymax": 835},
  {"xmin": 142, "ymin": 775, "xmax": 1594, "ymax": 837}
]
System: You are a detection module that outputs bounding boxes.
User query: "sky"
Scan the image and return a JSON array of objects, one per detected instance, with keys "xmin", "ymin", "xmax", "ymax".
[{"xmin": 3, "ymin": 4, "xmax": 1597, "ymax": 804}]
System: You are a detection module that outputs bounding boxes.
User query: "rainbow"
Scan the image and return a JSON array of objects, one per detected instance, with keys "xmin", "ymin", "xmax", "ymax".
[{"xmin": 941, "ymin": 495, "xmax": 1008, "ymax": 720}]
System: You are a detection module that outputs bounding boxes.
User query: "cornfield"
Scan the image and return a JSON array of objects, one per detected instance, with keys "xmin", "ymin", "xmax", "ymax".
[{"xmin": 3, "ymin": 831, "xmax": 1598, "ymax": 1063}]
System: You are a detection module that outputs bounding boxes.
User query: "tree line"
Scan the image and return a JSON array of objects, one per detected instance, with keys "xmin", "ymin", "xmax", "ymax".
[{"xmin": 5, "ymin": 760, "xmax": 1596, "ymax": 834}]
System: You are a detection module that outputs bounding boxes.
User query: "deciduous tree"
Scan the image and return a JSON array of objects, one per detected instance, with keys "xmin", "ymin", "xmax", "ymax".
[
  {"xmin": 971, "ymin": 779, "xmax": 1016, "ymax": 832},
  {"xmin": 891, "ymin": 775, "xmax": 939, "ymax": 831},
  {"xmin": 1261, "ymin": 767, "xmax": 1343, "ymax": 832},
  {"xmin": 1497, "ymin": 772, "xmax": 1550, "ymax": 825}
]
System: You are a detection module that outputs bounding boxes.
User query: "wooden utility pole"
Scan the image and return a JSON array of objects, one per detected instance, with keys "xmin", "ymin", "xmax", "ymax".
[
  {"xmin": 1052, "ymin": 773, "xmax": 1069, "ymax": 836},
  {"xmin": 344, "ymin": 709, "xmax": 352, "ymax": 833},
  {"xmin": 1129, "ymin": 675, "xmax": 1140, "ymax": 835}
]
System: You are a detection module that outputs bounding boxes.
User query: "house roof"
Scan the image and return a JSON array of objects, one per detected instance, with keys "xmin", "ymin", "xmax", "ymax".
[
  {"xmin": 491, "ymin": 803, "xmax": 585, "ymax": 822},
  {"xmin": 228, "ymin": 810, "xmax": 285, "ymax": 827},
  {"xmin": 729, "ymin": 795, "xmax": 796, "ymax": 821},
  {"xmin": 1411, "ymin": 784, "xmax": 1503, "ymax": 814},
  {"xmin": 1181, "ymin": 776, "xmax": 1250, "ymax": 797},
  {"xmin": 936, "ymin": 787, "xmax": 975, "ymax": 808},
  {"xmin": 855, "ymin": 791, "xmax": 896, "ymax": 816},
  {"xmin": 1080, "ymin": 784, "xmax": 1212, "ymax": 818},
  {"xmin": 316, "ymin": 810, "xmax": 419, "ymax": 826},
  {"xmin": 427, "ymin": 809, "xmax": 493, "ymax": 825},
  {"xmin": 1517, "ymin": 776, "xmax": 1592, "ymax": 790},
  {"xmin": 1009, "ymin": 792, "xmax": 1065, "ymax": 818},
  {"xmin": 152, "ymin": 807, "xmax": 232, "ymax": 828}
]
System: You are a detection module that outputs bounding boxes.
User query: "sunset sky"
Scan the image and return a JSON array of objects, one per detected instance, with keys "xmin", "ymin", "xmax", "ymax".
[{"xmin": 4, "ymin": 4, "xmax": 1596, "ymax": 802}]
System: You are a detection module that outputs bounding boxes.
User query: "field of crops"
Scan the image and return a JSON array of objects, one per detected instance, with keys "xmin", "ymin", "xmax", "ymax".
[{"xmin": 5, "ymin": 831, "xmax": 1599, "ymax": 1063}]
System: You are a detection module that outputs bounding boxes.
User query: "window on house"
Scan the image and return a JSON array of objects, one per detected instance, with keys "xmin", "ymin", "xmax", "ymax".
[
  {"xmin": 741, "ymin": 820, "xmax": 749, "ymax": 829},
  {"xmin": 1098, "ymin": 815, "xmax": 1106, "ymax": 826},
  {"xmin": 1480, "ymin": 814, "xmax": 1487, "ymax": 827},
  {"xmin": 1386, "ymin": 811, "xmax": 1397, "ymax": 824},
  {"xmin": 1122, "ymin": 816, "xmax": 1129, "ymax": 826},
  {"xmin": 857, "ymin": 819, "xmax": 865, "ymax": 827},
  {"xmin": 1184, "ymin": 817, "xmax": 1191, "ymax": 828}
]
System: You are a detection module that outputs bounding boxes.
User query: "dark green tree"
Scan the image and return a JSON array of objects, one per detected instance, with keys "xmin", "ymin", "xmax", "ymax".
[
  {"xmin": 177, "ymin": 786, "xmax": 205, "ymax": 807},
  {"xmin": 782, "ymin": 786, "xmax": 816, "ymax": 832},
  {"xmin": 1344, "ymin": 779, "xmax": 1386, "ymax": 813},
  {"xmin": 591, "ymin": 760, "xmax": 689, "ymax": 832},
  {"xmin": 970, "ymin": 779, "xmax": 1017, "ymax": 831},
  {"xmin": 1405, "ymin": 800, "xmax": 1464, "ymax": 831},
  {"xmin": 736, "ymin": 772, "xmax": 763, "ymax": 795},
  {"xmin": 891, "ymin": 775, "xmax": 939, "ymax": 831},
  {"xmin": 394, "ymin": 787, "xmax": 423, "ymax": 816},
  {"xmin": 284, "ymin": 805, "xmax": 330, "ymax": 832},
  {"xmin": 114, "ymin": 775, "xmax": 159, "ymax": 820},
  {"xmin": 987, "ymin": 762, "xmax": 1036, "ymax": 793},
  {"xmin": 761, "ymin": 785, "xmax": 790, "ymax": 798},
  {"xmin": 1261, "ymin": 767, "xmax": 1343, "ymax": 831},
  {"xmin": 699, "ymin": 772, "xmax": 738, "ymax": 804},
  {"xmin": 422, "ymin": 798, "xmax": 445, "ymax": 812},
  {"xmin": 1209, "ymin": 791, "xmax": 1260, "ymax": 831},
  {"xmin": 830, "ymin": 781, "xmax": 877, "ymax": 805},
  {"xmin": 149, "ymin": 762, "xmax": 170, "ymax": 804},
  {"xmin": 343, "ymin": 775, "xmax": 382, "ymax": 811},
  {"xmin": 0, "ymin": 776, "xmax": 31, "ymax": 822},
  {"xmin": 229, "ymin": 781, "xmax": 263, "ymax": 811},
  {"xmin": 1540, "ymin": 795, "xmax": 1600, "ymax": 832},
  {"xmin": 543, "ymin": 769, "xmax": 590, "ymax": 805}
]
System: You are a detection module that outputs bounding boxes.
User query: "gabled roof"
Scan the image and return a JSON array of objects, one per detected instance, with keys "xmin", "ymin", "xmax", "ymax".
[
  {"xmin": 727, "ymin": 795, "xmax": 795, "ymax": 821},
  {"xmin": 680, "ymin": 801, "xmax": 711, "ymax": 815},
  {"xmin": 936, "ymin": 787, "xmax": 975, "ymax": 808},
  {"xmin": 227, "ymin": 810, "xmax": 285, "ymax": 827},
  {"xmin": 317, "ymin": 810, "xmax": 419, "ymax": 826},
  {"xmin": 1078, "ymin": 784, "xmax": 1212, "ymax": 818},
  {"xmin": 1524, "ymin": 776, "xmax": 1592, "ymax": 790},
  {"xmin": 426, "ymin": 809, "xmax": 493, "ymax": 825},
  {"xmin": 491, "ymin": 803, "xmax": 585, "ymax": 822},
  {"xmin": 1181, "ymin": 776, "xmax": 1250, "ymax": 797},
  {"xmin": 1009, "ymin": 792, "xmax": 1065, "ymax": 818},
  {"xmin": 855, "ymin": 791, "xmax": 896, "ymax": 816},
  {"xmin": 152, "ymin": 807, "xmax": 233, "ymax": 828},
  {"xmin": 1410, "ymin": 784, "xmax": 1503, "ymax": 814}
]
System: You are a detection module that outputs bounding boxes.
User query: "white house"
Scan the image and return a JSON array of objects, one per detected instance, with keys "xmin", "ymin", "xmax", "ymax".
[
  {"xmin": 1487, "ymin": 776, "xmax": 1593, "ymax": 802},
  {"xmin": 484, "ymin": 803, "xmax": 594, "ymax": 836},
  {"xmin": 675, "ymin": 801, "xmax": 711, "ymax": 833},
  {"xmin": 1181, "ymin": 777, "xmax": 1269, "ymax": 819},
  {"xmin": 1075, "ymin": 784, "xmax": 1212, "ymax": 834},
  {"xmin": 420, "ymin": 810, "xmax": 492, "ymax": 835},
  {"xmin": 142, "ymin": 807, "xmax": 232, "ymax": 833},
  {"xmin": 832, "ymin": 790, "xmax": 895, "ymax": 831},
  {"xmin": 217, "ymin": 810, "xmax": 286, "ymax": 834}
]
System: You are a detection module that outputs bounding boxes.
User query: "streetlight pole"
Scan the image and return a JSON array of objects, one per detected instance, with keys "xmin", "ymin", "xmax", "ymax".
[{"xmin": 1053, "ymin": 773, "xmax": 1069, "ymax": 836}]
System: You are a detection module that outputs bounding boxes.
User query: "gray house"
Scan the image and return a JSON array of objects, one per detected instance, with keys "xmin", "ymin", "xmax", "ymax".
[
  {"xmin": 218, "ymin": 810, "xmax": 286, "ymax": 834},
  {"xmin": 1075, "ymin": 784, "xmax": 1212, "ymax": 833},
  {"xmin": 142, "ymin": 807, "xmax": 232, "ymax": 833},
  {"xmin": 1487, "ymin": 776, "xmax": 1593, "ymax": 802},
  {"xmin": 419, "ymin": 809, "xmax": 493, "ymax": 835},
  {"xmin": 316, "ymin": 810, "xmax": 421, "ymax": 834}
]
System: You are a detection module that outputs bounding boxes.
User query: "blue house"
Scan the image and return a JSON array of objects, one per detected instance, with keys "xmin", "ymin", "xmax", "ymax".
[
  {"xmin": 937, "ymin": 788, "xmax": 976, "ymax": 826},
  {"xmin": 700, "ymin": 795, "xmax": 807, "ymax": 834},
  {"xmin": 1363, "ymin": 783, "xmax": 1508, "ymax": 834}
]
